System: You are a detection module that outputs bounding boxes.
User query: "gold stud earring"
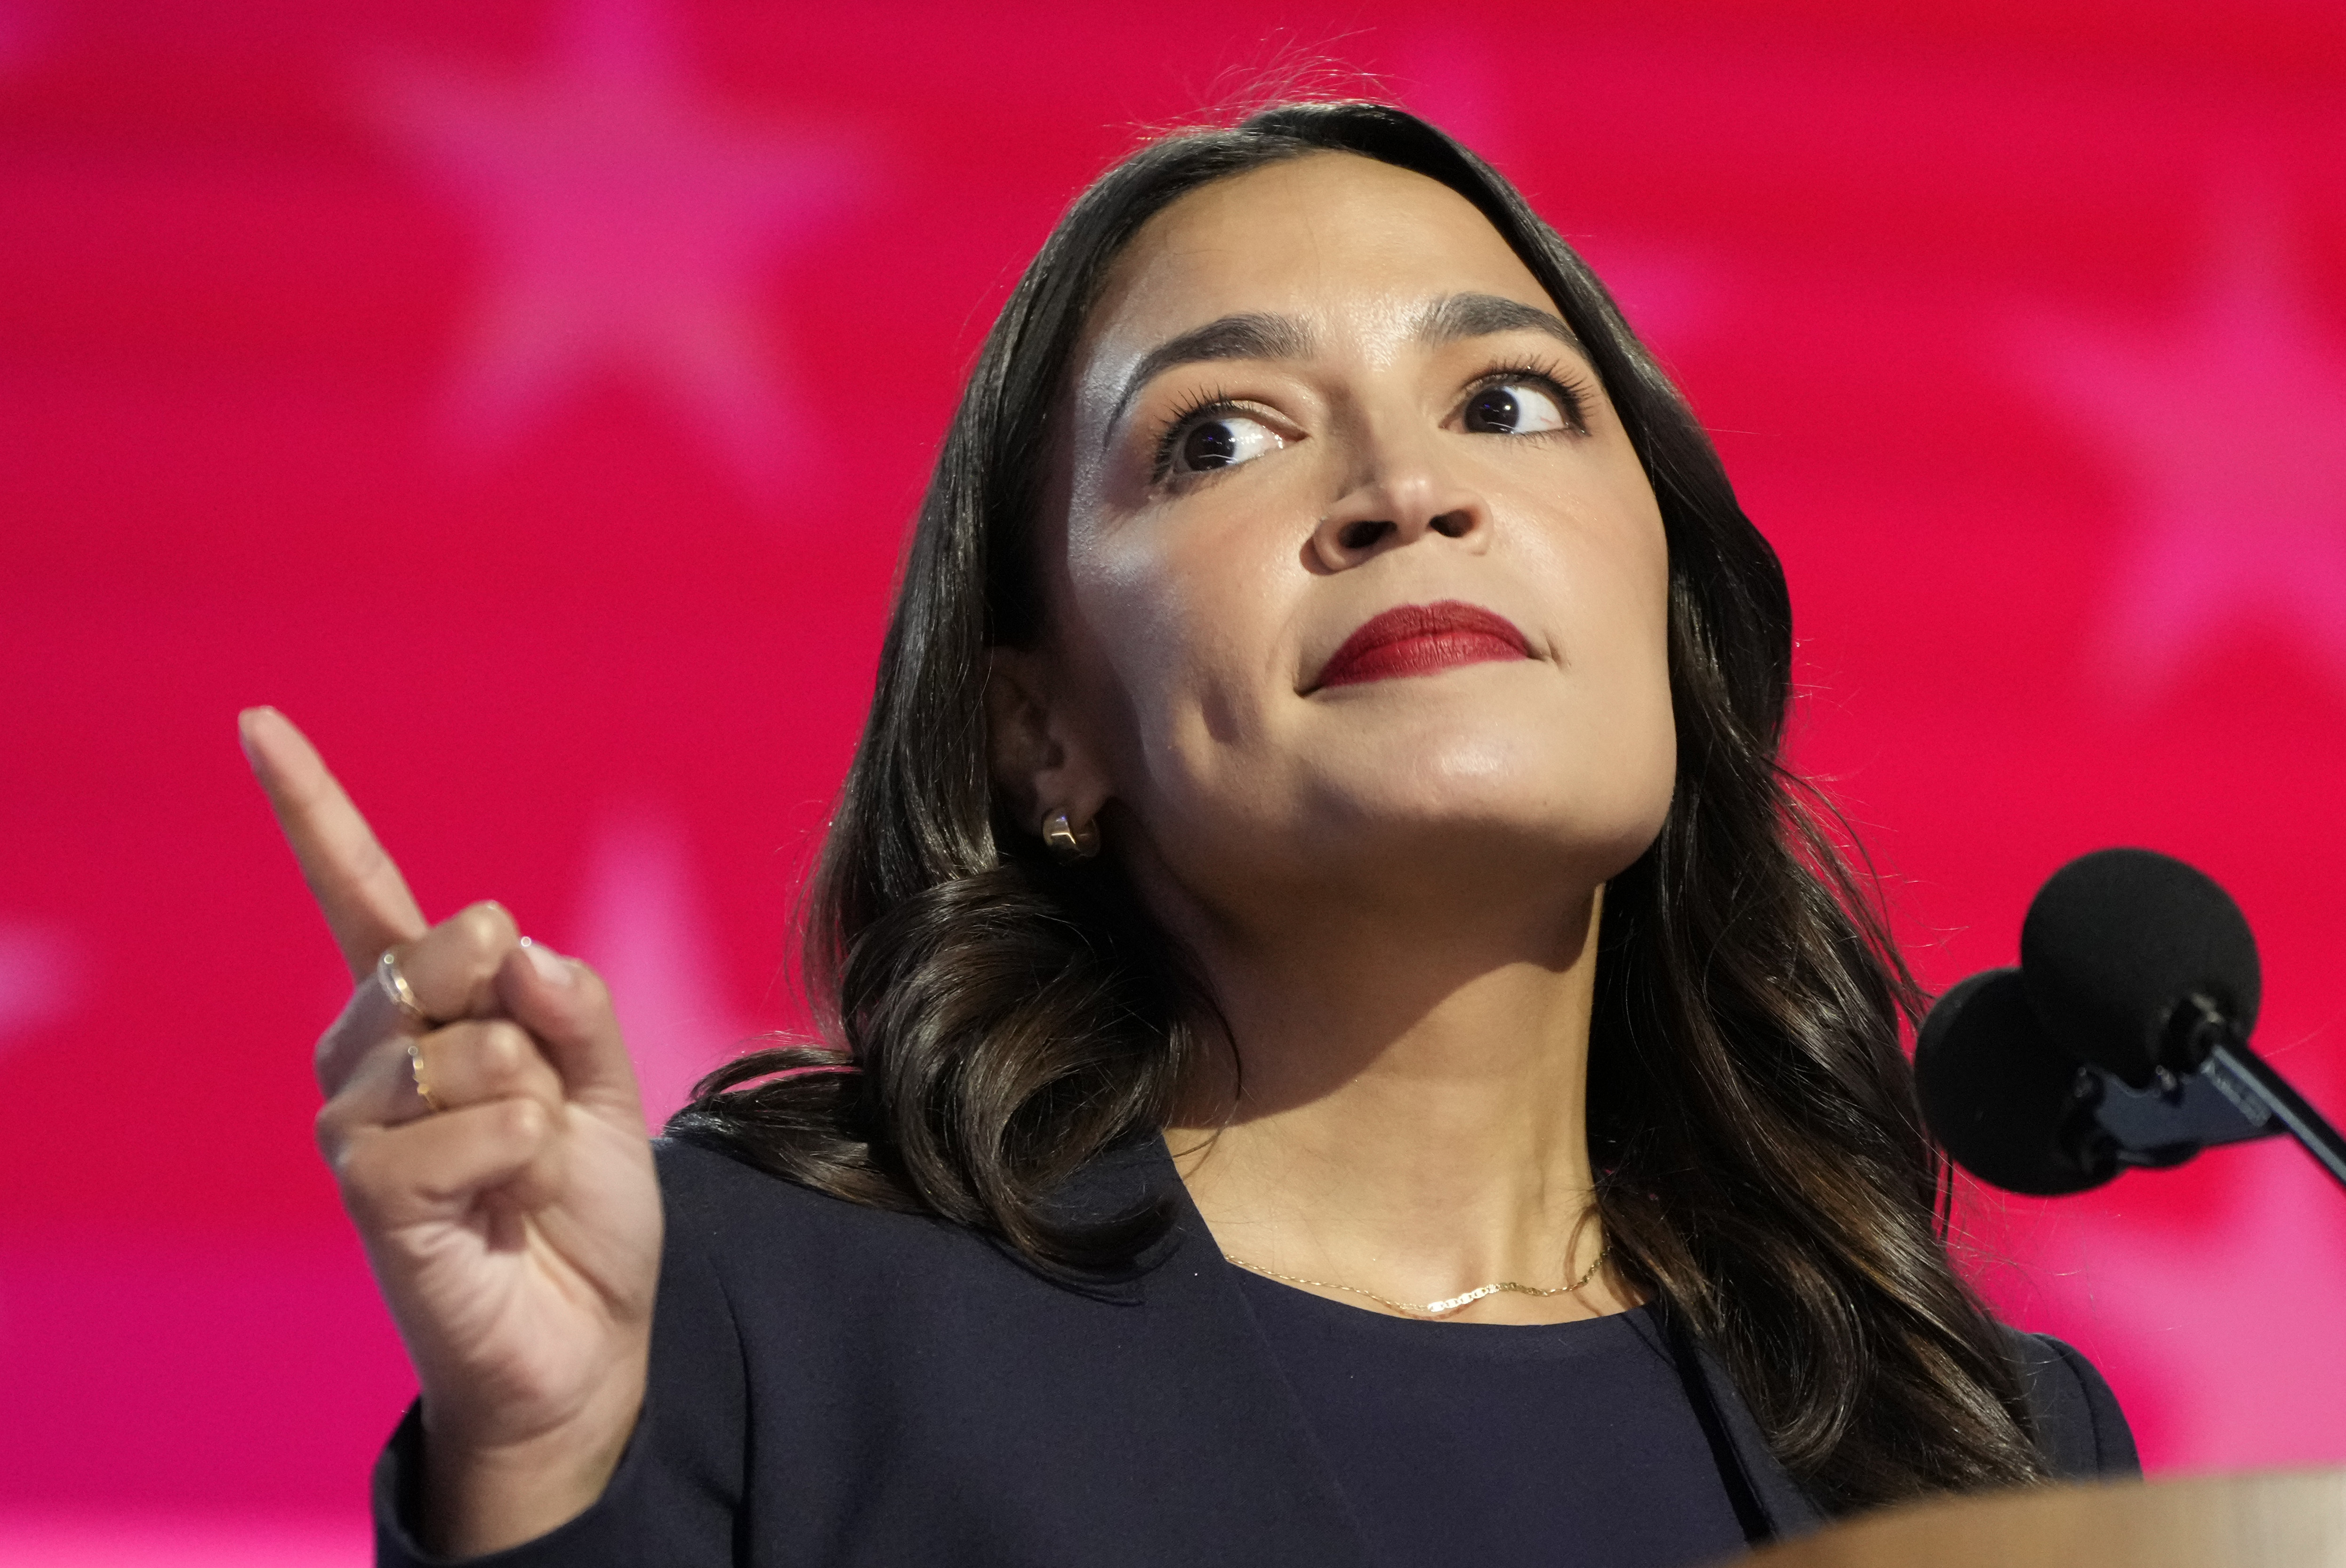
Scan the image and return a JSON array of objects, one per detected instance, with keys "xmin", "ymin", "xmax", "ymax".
[{"xmin": 1042, "ymin": 808, "xmax": 1101, "ymax": 863}]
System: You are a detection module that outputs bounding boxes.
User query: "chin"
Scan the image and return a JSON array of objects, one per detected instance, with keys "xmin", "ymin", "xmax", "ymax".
[{"xmin": 1301, "ymin": 744, "xmax": 1671, "ymax": 892}]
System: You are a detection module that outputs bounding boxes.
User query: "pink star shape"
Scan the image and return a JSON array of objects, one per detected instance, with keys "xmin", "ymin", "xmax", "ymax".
[
  {"xmin": 2015, "ymin": 196, "xmax": 2346, "ymax": 700},
  {"xmin": 370, "ymin": 0, "xmax": 857, "ymax": 498},
  {"xmin": 0, "ymin": 918, "xmax": 80, "ymax": 1059},
  {"xmin": 569, "ymin": 810, "xmax": 754, "ymax": 1130},
  {"xmin": 1397, "ymin": 30, "xmax": 1727, "ymax": 353}
]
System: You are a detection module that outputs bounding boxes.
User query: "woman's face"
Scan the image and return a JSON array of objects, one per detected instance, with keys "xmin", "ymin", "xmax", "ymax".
[{"xmin": 1002, "ymin": 152, "xmax": 1675, "ymax": 932}]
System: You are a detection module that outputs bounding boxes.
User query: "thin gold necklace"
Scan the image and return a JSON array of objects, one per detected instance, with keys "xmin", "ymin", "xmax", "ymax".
[{"xmin": 1225, "ymin": 1242, "xmax": 1611, "ymax": 1320}]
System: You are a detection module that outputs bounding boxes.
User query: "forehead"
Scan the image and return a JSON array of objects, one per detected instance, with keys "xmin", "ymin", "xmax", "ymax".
[{"xmin": 1082, "ymin": 152, "xmax": 1556, "ymax": 357}]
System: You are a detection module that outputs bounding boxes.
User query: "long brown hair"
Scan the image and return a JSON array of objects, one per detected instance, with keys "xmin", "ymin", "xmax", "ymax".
[{"xmin": 672, "ymin": 101, "xmax": 2047, "ymax": 1513}]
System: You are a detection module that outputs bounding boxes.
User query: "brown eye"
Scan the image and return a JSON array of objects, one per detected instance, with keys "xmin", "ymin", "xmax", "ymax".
[
  {"xmin": 1183, "ymin": 421, "xmax": 1239, "ymax": 469},
  {"xmin": 1169, "ymin": 412, "xmax": 1282, "ymax": 476},
  {"xmin": 1462, "ymin": 382, "xmax": 1568, "ymax": 435}
]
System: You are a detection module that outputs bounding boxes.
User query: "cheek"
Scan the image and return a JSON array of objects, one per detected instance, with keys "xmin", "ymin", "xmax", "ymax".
[
  {"xmin": 1599, "ymin": 509, "xmax": 1674, "ymax": 747},
  {"xmin": 1062, "ymin": 502, "xmax": 1300, "ymax": 784},
  {"xmin": 1515, "ymin": 464, "xmax": 1670, "ymax": 685},
  {"xmin": 1519, "ymin": 468, "xmax": 1677, "ymax": 814},
  {"xmin": 1611, "ymin": 508, "xmax": 1679, "ymax": 833},
  {"xmin": 1587, "ymin": 455, "xmax": 1673, "ymax": 636}
]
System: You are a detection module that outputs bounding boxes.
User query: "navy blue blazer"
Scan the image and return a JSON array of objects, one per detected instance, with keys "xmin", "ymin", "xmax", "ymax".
[{"xmin": 375, "ymin": 1136, "xmax": 2137, "ymax": 1566}]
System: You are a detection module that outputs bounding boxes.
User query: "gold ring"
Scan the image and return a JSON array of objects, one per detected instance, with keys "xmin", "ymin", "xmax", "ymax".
[
  {"xmin": 376, "ymin": 948, "xmax": 435, "ymax": 1031},
  {"xmin": 407, "ymin": 1040, "xmax": 445, "ymax": 1113}
]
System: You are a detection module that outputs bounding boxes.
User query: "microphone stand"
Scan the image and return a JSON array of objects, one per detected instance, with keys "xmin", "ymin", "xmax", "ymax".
[
  {"xmin": 2204, "ymin": 1042, "xmax": 2346, "ymax": 1192},
  {"xmin": 2173, "ymin": 993, "xmax": 2346, "ymax": 1192}
]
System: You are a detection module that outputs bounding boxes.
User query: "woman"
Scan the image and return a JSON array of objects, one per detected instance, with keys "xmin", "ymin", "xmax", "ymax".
[{"xmin": 243, "ymin": 102, "xmax": 2133, "ymax": 1568}]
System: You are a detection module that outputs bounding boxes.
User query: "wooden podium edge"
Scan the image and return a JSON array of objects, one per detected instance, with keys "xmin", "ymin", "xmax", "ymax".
[{"xmin": 1743, "ymin": 1468, "xmax": 2346, "ymax": 1568}]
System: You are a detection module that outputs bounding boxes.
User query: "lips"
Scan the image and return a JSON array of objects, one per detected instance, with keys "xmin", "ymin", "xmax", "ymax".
[{"xmin": 1311, "ymin": 600, "xmax": 1533, "ymax": 690}]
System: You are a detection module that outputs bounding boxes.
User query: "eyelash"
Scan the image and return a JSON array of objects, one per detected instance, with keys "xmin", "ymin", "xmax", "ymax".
[
  {"xmin": 1149, "ymin": 384, "xmax": 1248, "ymax": 484},
  {"xmin": 1465, "ymin": 359, "xmax": 1594, "ymax": 434},
  {"xmin": 1147, "ymin": 359, "xmax": 1596, "ymax": 485}
]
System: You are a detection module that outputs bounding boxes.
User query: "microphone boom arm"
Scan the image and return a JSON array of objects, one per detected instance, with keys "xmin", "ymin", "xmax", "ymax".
[{"xmin": 2205, "ymin": 1040, "xmax": 2346, "ymax": 1193}]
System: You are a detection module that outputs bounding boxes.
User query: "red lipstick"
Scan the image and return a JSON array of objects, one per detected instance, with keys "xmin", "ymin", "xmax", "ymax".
[{"xmin": 1311, "ymin": 600, "xmax": 1532, "ymax": 690}]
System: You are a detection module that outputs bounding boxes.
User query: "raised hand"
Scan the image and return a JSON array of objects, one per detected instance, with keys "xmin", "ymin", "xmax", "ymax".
[{"xmin": 240, "ymin": 707, "xmax": 662, "ymax": 1557}]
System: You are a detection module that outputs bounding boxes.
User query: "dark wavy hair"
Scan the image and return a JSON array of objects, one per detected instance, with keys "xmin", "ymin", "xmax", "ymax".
[{"xmin": 671, "ymin": 101, "xmax": 2047, "ymax": 1513}]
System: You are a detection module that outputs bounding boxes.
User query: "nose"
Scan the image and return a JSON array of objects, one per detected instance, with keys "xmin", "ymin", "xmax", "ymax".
[{"xmin": 1306, "ymin": 424, "xmax": 1488, "ymax": 573}]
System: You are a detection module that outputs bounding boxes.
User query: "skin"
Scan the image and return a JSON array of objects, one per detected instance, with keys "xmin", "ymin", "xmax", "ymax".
[
  {"xmin": 242, "ymin": 707, "xmax": 658, "ymax": 1556},
  {"xmin": 992, "ymin": 152, "xmax": 1675, "ymax": 1322},
  {"xmin": 243, "ymin": 150, "xmax": 1675, "ymax": 1553}
]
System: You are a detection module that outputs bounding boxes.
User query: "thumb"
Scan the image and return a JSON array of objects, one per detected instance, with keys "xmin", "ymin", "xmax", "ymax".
[{"xmin": 497, "ymin": 938, "xmax": 648, "ymax": 1122}]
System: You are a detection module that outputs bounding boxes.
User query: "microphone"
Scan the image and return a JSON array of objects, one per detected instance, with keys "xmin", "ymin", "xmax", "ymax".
[
  {"xmin": 2019, "ymin": 848, "xmax": 2261, "ymax": 1089},
  {"xmin": 1913, "ymin": 968, "xmax": 2115, "ymax": 1196},
  {"xmin": 1914, "ymin": 848, "xmax": 2346, "ymax": 1197}
]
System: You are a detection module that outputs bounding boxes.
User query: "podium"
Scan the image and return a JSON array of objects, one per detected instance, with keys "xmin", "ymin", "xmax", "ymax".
[{"xmin": 1748, "ymin": 1471, "xmax": 2346, "ymax": 1567}]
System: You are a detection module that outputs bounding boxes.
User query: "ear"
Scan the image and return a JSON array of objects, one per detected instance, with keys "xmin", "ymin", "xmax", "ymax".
[{"xmin": 985, "ymin": 647, "xmax": 1113, "ymax": 840}]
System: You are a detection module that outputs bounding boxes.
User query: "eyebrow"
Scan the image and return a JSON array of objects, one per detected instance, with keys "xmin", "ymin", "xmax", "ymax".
[
  {"xmin": 1103, "ymin": 312, "xmax": 1314, "ymax": 440},
  {"xmin": 1101, "ymin": 292, "xmax": 1585, "ymax": 442},
  {"xmin": 1413, "ymin": 292, "xmax": 1584, "ymax": 353}
]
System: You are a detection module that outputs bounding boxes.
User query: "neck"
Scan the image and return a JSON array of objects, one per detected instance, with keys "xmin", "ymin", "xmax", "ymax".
[{"xmin": 1157, "ymin": 873, "xmax": 1629, "ymax": 1323}]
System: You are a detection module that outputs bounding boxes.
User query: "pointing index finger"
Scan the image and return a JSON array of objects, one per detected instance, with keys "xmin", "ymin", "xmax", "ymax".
[{"xmin": 240, "ymin": 706, "xmax": 428, "ymax": 979}]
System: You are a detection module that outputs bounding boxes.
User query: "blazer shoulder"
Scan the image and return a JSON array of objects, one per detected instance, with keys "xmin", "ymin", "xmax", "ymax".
[
  {"xmin": 652, "ymin": 1127, "xmax": 1178, "ymax": 1266},
  {"xmin": 653, "ymin": 1133, "xmax": 920, "ymax": 1238},
  {"xmin": 2004, "ymin": 1328, "xmax": 2141, "ymax": 1479},
  {"xmin": 650, "ymin": 1134, "xmax": 1007, "ymax": 1288},
  {"xmin": 653, "ymin": 1132, "xmax": 832, "ymax": 1216}
]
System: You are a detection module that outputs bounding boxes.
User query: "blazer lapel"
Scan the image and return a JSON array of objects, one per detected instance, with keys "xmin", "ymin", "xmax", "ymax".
[
  {"xmin": 1689, "ymin": 1339, "xmax": 1826, "ymax": 1540},
  {"xmin": 1049, "ymin": 1135, "xmax": 1380, "ymax": 1565}
]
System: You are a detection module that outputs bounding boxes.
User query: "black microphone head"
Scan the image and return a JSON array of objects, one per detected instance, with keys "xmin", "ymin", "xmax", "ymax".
[
  {"xmin": 2019, "ymin": 848, "xmax": 2260, "ymax": 1088},
  {"xmin": 1914, "ymin": 968, "xmax": 2118, "ymax": 1196}
]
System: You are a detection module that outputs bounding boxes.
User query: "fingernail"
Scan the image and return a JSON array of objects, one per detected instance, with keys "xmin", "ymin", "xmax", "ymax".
[
  {"xmin": 519, "ymin": 936, "xmax": 575, "ymax": 987},
  {"xmin": 235, "ymin": 708, "xmax": 269, "ymax": 770}
]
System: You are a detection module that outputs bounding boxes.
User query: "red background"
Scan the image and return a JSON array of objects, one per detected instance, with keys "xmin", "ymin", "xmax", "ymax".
[{"xmin": 4, "ymin": 0, "xmax": 2345, "ymax": 1558}]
